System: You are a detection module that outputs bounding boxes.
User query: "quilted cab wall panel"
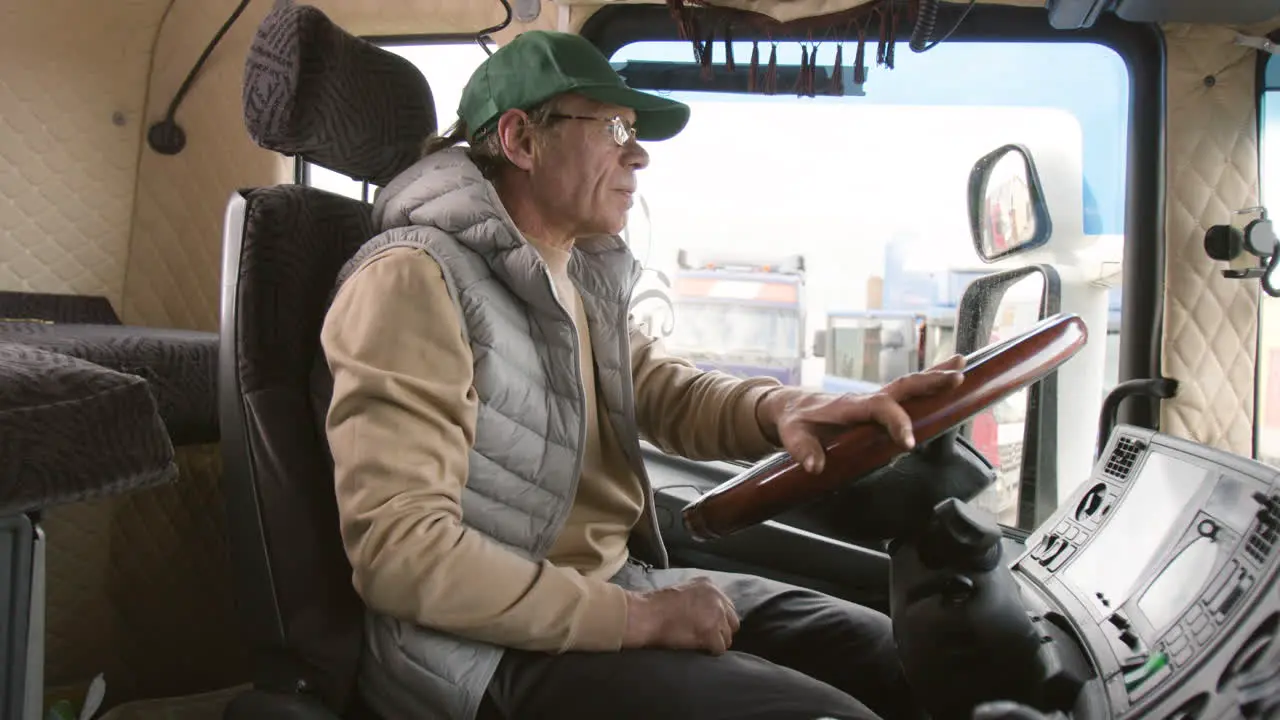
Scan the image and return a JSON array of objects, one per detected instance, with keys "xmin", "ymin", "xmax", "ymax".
[
  {"xmin": 122, "ymin": 0, "xmax": 556, "ymax": 331},
  {"xmin": 1160, "ymin": 24, "xmax": 1262, "ymax": 456},
  {"xmin": 123, "ymin": 0, "xmax": 280, "ymax": 331},
  {"xmin": 0, "ymin": 0, "xmax": 170, "ymax": 311}
]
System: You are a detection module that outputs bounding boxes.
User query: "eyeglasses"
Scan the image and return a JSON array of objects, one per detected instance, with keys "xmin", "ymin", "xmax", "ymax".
[{"xmin": 547, "ymin": 113, "xmax": 638, "ymax": 147}]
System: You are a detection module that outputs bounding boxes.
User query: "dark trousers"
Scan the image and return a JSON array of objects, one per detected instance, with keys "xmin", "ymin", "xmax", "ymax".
[{"xmin": 477, "ymin": 561, "xmax": 924, "ymax": 720}]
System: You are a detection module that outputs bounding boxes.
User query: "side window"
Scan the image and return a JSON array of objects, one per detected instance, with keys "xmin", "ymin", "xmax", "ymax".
[
  {"xmin": 611, "ymin": 39, "xmax": 1130, "ymax": 528},
  {"xmin": 299, "ymin": 40, "xmax": 490, "ymax": 199},
  {"xmin": 1255, "ymin": 56, "xmax": 1280, "ymax": 467}
]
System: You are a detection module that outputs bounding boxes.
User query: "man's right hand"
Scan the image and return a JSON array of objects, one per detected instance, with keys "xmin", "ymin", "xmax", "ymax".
[{"xmin": 623, "ymin": 577, "xmax": 740, "ymax": 655}]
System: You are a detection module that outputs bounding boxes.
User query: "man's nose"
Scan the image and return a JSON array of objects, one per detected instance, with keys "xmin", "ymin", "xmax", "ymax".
[{"xmin": 625, "ymin": 142, "xmax": 649, "ymax": 170}]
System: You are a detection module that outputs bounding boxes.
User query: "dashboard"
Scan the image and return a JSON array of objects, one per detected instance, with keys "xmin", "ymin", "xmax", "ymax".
[{"xmin": 1013, "ymin": 425, "xmax": 1280, "ymax": 718}]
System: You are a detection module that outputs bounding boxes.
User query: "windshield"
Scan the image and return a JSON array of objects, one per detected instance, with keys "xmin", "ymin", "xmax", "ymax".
[
  {"xmin": 827, "ymin": 314, "xmax": 921, "ymax": 384},
  {"xmin": 669, "ymin": 302, "xmax": 801, "ymax": 362},
  {"xmin": 607, "ymin": 38, "xmax": 1128, "ymax": 529},
  {"xmin": 320, "ymin": 35, "xmax": 1130, "ymax": 532}
]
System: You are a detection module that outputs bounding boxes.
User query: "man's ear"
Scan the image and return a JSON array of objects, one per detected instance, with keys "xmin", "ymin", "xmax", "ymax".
[{"xmin": 496, "ymin": 109, "xmax": 538, "ymax": 172}]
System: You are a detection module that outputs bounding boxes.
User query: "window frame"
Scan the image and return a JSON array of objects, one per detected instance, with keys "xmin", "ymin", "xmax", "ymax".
[
  {"xmin": 1251, "ymin": 44, "xmax": 1280, "ymax": 462},
  {"xmin": 580, "ymin": 3, "xmax": 1166, "ymax": 531}
]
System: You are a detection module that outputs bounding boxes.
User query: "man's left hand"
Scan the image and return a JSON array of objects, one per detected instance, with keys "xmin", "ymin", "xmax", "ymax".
[{"xmin": 756, "ymin": 354, "xmax": 966, "ymax": 475}]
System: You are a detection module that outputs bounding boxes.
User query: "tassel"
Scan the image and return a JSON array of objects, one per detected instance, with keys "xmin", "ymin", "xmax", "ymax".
[
  {"xmin": 831, "ymin": 43, "xmax": 844, "ymax": 95},
  {"xmin": 668, "ymin": 0, "xmax": 691, "ymax": 40},
  {"xmin": 794, "ymin": 44, "xmax": 808, "ymax": 96},
  {"xmin": 666, "ymin": 0, "xmax": 682, "ymax": 28},
  {"xmin": 800, "ymin": 45, "xmax": 810, "ymax": 97},
  {"xmin": 688, "ymin": 13, "xmax": 703, "ymax": 64},
  {"xmin": 749, "ymin": 40, "xmax": 759, "ymax": 92},
  {"xmin": 855, "ymin": 24, "xmax": 867, "ymax": 86},
  {"xmin": 886, "ymin": 1, "xmax": 898, "ymax": 69},
  {"xmin": 701, "ymin": 26, "xmax": 715, "ymax": 80},
  {"xmin": 725, "ymin": 23, "xmax": 736, "ymax": 72},
  {"xmin": 877, "ymin": 8, "xmax": 889, "ymax": 66},
  {"xmin": 810, "ymin": 43, "xmax": 819, "ymax": 96},
  {"xmin": 766, "ymin": 43, "xmax": 778, "ymax": 95}
]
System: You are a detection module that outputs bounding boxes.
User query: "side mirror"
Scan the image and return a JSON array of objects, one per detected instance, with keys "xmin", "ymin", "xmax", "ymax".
[
  {"xmin": 812, "ymin": 329, "xmax": 827, "ymax": 358},
  {"xmin": 967, "ymin": 144, "xmax": 1053, "ymax": 263}
]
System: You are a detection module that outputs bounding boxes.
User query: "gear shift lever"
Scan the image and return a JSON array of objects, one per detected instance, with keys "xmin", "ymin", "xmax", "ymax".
[
  {"xmin": 889, "ymin": 498, "xmax": 1056, "ymax": 720},
  {"xmin": 916, "ymin": 497, "xmax": 1002, "ymax": 572}
]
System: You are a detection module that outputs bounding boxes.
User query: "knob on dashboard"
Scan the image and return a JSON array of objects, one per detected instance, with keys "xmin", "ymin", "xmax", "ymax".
[
  {"xmin": 1198, "ymin": 519, "xmax": 1219, "ymax": 539},
  {"xmin": 1075, "ymin": 483, "xmax": 1108, "ymax": 521},
  {"xmin": 1033, "ymin": 533, "xmax": 1064, "ymax": 560}
]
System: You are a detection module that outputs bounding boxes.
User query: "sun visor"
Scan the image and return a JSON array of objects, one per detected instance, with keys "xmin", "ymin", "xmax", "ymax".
[{"xmin": 1047, "ymin": 0, "xmax": 1280, "ymax": 30}]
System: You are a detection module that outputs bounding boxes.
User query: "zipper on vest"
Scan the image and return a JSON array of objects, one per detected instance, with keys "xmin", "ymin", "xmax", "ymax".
[
  {"xmin": 616, "ymin": 303, "xmax": 670, "ymax": 569},
  {"xmin": 538, "ymin": 266, "xmax": 589, "ymax": 556}
]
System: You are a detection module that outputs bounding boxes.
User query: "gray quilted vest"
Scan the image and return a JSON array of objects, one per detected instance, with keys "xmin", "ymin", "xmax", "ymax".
[{"xmin": 331, "ymin": 148, "xmax": 669, "ymax": 720}]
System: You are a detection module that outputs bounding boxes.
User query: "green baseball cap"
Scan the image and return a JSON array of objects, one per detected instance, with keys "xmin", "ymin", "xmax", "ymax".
[{"xmin": 458, "ymin": 30, "xmax": 690, "ymax": 143}]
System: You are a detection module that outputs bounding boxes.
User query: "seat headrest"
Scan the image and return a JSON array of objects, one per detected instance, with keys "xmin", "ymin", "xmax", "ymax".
[{"xmin": 242, "ymin": 2, "xmax": 437, "ymax": 187}]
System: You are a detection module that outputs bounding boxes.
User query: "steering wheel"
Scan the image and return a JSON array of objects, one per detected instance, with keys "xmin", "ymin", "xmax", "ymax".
[{"xmin": 681, "ymin": 313, "xmax": 1088, "ymax": 541}]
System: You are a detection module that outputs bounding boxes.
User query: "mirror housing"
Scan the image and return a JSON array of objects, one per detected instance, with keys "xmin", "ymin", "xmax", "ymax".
[
  {"xmin": 953, "ymin": 265, "xmax": 1062, "ymax": 529},
  {"xmin": 967, "ymin": 144, "xmax": 1053, "ymax": 263}
]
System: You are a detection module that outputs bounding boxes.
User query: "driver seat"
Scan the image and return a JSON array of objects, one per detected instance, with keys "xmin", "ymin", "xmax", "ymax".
[{"xmin": 217, "ymin": 4, "xmax": 436, "ymax": 717}]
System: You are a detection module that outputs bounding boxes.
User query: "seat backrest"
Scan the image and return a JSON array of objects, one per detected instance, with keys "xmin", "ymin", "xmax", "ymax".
[{"xmin": 218, "ymin": 2, "xmax": 436, "ymax": 712}]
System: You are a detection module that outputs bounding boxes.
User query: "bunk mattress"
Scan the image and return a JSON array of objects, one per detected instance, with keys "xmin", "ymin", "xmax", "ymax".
[
  {"xmin": 0, "ymin": 341, "xmax": 177, "ymax": 515},
  {"xmin": 0, "ymin": 322, "xmax": 219, "ymax": 446}
]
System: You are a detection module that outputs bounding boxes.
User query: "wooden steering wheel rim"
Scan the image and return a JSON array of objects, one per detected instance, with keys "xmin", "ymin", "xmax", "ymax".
[{"xmin": 681, "ymin": 313, "xmax": 1089, "ymax": 541}]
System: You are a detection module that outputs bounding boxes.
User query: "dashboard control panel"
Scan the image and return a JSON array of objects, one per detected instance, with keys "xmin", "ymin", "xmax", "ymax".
[{"xmin": 1013, "ymin": 425, "xmax": 1279, "ymax": 718}]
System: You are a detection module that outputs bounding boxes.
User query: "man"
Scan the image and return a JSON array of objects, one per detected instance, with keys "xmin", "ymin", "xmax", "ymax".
[{"xmin": 320, "ymin": 29, "xmax": 965, "ymax": 720}]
